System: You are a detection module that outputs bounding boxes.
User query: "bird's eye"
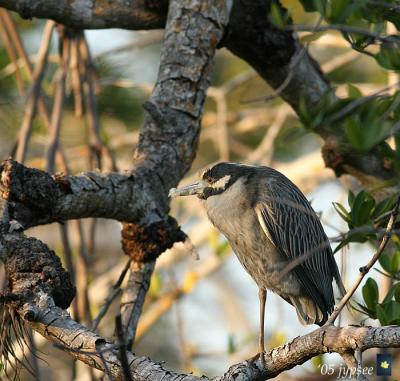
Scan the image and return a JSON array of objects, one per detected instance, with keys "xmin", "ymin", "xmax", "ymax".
[{"xmin": 206, "ymin": 177, "xmax": 213, "ymax": 184}]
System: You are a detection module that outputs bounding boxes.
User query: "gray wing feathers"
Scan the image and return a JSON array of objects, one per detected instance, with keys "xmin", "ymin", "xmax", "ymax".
[{"xmin": 255, "ymin": 169, "xmax": 343, "ymax": 317}]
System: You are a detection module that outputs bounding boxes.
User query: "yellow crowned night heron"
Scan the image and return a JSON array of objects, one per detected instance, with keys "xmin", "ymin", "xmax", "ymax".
[{"xmin": 169, "ymin": 162, "xmax": 345, "ymax": 356}]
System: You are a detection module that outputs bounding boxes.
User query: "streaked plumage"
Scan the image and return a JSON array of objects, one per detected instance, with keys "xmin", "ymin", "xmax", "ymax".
[{"xmin": 169, "ymin": 162, "xmax": 345, "ymax": 355}]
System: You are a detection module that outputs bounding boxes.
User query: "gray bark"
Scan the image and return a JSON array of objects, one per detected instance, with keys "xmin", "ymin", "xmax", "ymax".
[
  {"xmin": 2, "ymin": 224, "xmax": 400, "ymax": 381},
  {"xmin": 0, "ymin": 0, "xmax": 397, "ymax": 187},
  {"xmin": 0, "ymin": 0, "xmax": 167, "ymax": 29}
]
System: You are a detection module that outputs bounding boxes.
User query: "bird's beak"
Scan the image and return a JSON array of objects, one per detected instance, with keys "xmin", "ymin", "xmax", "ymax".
[{"xmin": 169, "ymin": 180, "xmax": 207, "ymax": 198}]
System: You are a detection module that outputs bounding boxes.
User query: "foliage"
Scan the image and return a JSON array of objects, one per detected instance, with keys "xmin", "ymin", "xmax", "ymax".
[
  {"xmin": 334, "ymin": 189, "xmax": 399, "ymax": 324},
  {"xmin": 269, "ymin": 0, "xmax": 400, "ymax": 327}
]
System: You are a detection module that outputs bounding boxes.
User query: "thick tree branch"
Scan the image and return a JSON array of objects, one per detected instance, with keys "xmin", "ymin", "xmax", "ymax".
[
  {"xmin": 220, "ymin": 0, "xmax": 398, "ymax": 185},
  {"xmin": 0, "ymin": 0, "xmax": 167, "ymax": 30},
  {"xmin": 0, "ymin": 0, "xmax": 228, "ymax": 230},
  {"xmin": 2, "ymin": 0, "xmax": 397, "ymax": 187},
  {"xmin": 1, "ymin": 223, "xmax": 400, "ymax": 381},
  {"xmin": 1, "ymin": 225, "xmax": 400, "ymax": 380}
]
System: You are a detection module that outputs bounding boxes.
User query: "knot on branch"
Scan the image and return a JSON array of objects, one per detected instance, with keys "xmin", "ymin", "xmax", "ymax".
[
  {"xmin": 0, "ymin": 159, "xmax": 62, "ymax": 227},
  {"xmin": 121, "ymin": 216, "xmax": 187, "ymax": 263},
  {"xmin": 4, "ymin": 234, "xmax": 75, "ymax": 309},
  {"xmin": 321, "ymin": 138, "xmax": 345, "ymax": 176}
]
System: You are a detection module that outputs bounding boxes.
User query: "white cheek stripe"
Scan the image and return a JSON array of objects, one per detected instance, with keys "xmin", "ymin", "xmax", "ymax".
[{"xmin": 211, "ymin": 175, "xmax": 231, "ymax": 190}]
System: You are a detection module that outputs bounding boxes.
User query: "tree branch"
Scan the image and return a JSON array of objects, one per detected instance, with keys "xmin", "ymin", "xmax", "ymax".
[
  {"xmin": 1, "ymin": 0, "xmax": 398, "ymax": 186},
  {"xmin": 220, "ymin": 0, "xmax": 398, "ymax": 185},
  {"xmin": 0, "ymin": 0, "xmax": 168, "ymax": 30},
  {"xmin": 1, "ymin": 223, "xmax": 400, "ymax": 381}
]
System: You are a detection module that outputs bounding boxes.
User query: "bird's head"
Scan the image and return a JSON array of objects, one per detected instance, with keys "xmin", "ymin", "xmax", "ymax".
[{"xmin": 169, "ymin": 162, "xmax": 251, "ymax": 200}]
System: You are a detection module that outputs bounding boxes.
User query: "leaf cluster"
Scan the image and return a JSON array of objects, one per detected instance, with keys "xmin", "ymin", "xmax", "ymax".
[
  {"xmin": 333, "ymin": 190, "xmax": 395, "ymax": 250},
  {"xmin": 299, "ymin": 0, "xmax": 400, "ymax": 57},
  {"xmin": 360, "ymin": 276, "xmax": 400, "ymax": 325},
  {"xmin": 334, "ymin": 190, "xmax": 400, "ymax": 325},
  {"xmin": 299, "ymin": 87, "xmax": 400, "ymax": 158}
]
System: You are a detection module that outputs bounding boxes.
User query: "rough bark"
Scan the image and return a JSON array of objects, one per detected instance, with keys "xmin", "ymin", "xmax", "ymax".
[
  {"xmin": 2, "ymin": 225, "xmax": 400, "ymax": 381},
  {"xmin": 0, "ymin": 159, "xmax": 162, "ymax": 228},
  {"xmin": 0, "ymin": 0, "xmax": 399, "ymax": 379},
  {"xmin": 0, "ymin": 0, "xmax": 167, "ymax": 30},
  {"xmin": 1, "ymin": 0, "xmax": 396, "ymax": 186},
  {"xmin": 1, "ymin": 0, "xmax": 230, "ymax": 378},
  {"xmin": 220, "ymin": 0, "xmax": 398, "ymax": 184},
  {"xmin": 0, "ymin": 0, "xmax": 228, "ymax": 230}
]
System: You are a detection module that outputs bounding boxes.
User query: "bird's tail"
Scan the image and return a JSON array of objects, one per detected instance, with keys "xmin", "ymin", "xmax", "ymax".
[{"xmin": 289, "ymin": 296, "xmax": 325, "ymax": 326}]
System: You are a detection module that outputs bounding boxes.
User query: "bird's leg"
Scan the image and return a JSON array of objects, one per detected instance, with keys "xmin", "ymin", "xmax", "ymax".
[{"xmin": 259, "ymin": 287, "xmax": 266, "ymax": 364}]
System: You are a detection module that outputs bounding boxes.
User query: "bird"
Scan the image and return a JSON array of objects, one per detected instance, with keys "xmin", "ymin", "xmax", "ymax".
[{"xmin": 169, "ymin": 162, "xmax": 345, "ymax": 358}]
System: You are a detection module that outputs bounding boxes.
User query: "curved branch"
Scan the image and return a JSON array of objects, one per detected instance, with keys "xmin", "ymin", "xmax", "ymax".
[
  {"xmin": 0, "ymin": 0, "xmax": 228, "ymax": 230},
  {"xmin": 13, "ymin": 294, "xmax": 400, "ymax": 381},
  {"xmin": 220, "ymin": 0, "xmax": 398, "ymax": 185},
  {"xmin": 1, "ymin": 222, "xmax": 400, "ymax": 381},
  {"xmin": 2, "ymin": 0, "xmax": 397, "ymax": 187}
]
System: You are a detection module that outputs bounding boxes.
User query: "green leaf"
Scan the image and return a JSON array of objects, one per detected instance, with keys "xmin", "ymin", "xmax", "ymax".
[
  {"xmin": 356, "ymin": 301, "xmax": 377, "ymax": 319},
  {"xmin": 362, "ymin": 277, "xmax": 379, "ymax": 311},
  {"xmin": 372, "ymin": 196, "xmax": 395, "ymax": 219},
  {"xmin": 379, "ymin": 254, "xmax": 392, "ymax": 274},
  {"xmin": 382, "ymin": 300, "xmax": 400, "ymax": 324},
  {"xmin": 376, "ymin": 37, "xmax": 400, "ymax": 70},
  {"xmin": 382, "ymin": 283, "xmax": 400, "ymax": 304},
  {"xmin": 350, "ymin": 191, "xmax": 375, "ymax": 226},
  {"xmin": 333, "ymin": 202, "xmax": 351, "ymax": 223},
  {"xmin": 391, "ymin": 251, "xmax": 400, "ymax": 274},
  {"xmin": 268, "ymin": 3, "xmax": 286, "ymax": 30},
  {"xmin": 376, "ymin": 304, "xmax": 388, "ymax": 325},
  {"xmin": 347, "ymin": 84, "xmax": 363, "ymax": 99},
  {"xmin": 395, "ymin": 284, "xmax": 400, "ymax": 303},
  {"xmin": 348, "ymin": 190, "xmax": 355, "ymax": 209},
  {"xmin": 344, "ymin": 117, "xmax": 364, "ymax": 151}
]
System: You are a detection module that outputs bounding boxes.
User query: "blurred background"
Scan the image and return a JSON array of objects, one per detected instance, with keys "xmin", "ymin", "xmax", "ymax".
[{"xmin": 0, "ymin": 0, "xmax": 398, "ymax": 380}]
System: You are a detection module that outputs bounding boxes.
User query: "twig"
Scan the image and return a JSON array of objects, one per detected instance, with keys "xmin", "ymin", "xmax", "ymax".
[
  {"xmin": 80, "ymin": 35, "xmax": 117, "ymax": 171},
  {"xmin": 0, "ymin": 10, "xmax": 32, "ymax": 77},
  {"xmin": 74, "ymin": 219, "xmax": 92, "ymax": 325},
  {"xmin": 0, "ymin": 12, "xmax": 25, "ymax": 95},
  {"xmin": 96, "ymin": 344, "xmax": 115, "ymax": 381},
  {"xmin": 115, "ymin": 315, "xmax": 133, "ymax": 381},
  {"xmin": 59, "ymin": 223, "xmax": 79, "ymax": 321},
  {"xmin": 15, "ymin": 20, "xmax": 55, "ymax": 163},
  {"xmin": 45, "ymin": 69, "xmax": 67, "ymax": 172},
  {"xmin": 119, "ymin": 260, "xmax": 155, "ymax": 348},
  {"xmin": 286, "ymin": 24, "xmax": 389, "ymax": 43},
  {"xmin": 1, "ymin": 14, "xmax": 51, "ymax": 120},
  {"xmin": 208, "ymin": 88, "xmax": 229, "ymax": 160},
  {"xmin": 319, "ymin": 80, "xmax": 400, "ymax": 127},
  {"xmin": 326, "ymin": 195, "xmax": 400, "ymax": 325},
  {"xmin": 70, "ymin": 32, "xmax": 84, "ymax": 117},
  {"xmin": 247, "ymin": 105, "xmax": 288, "ymax": 165},
  {"xmin": 91, "ymin": 260, "xmax": 132, "ymax": 331}
]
